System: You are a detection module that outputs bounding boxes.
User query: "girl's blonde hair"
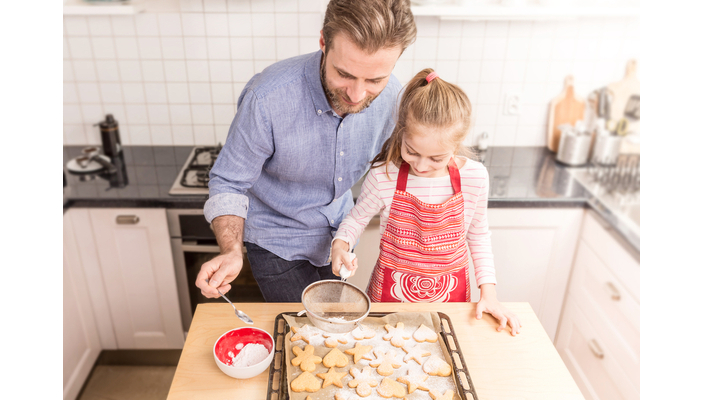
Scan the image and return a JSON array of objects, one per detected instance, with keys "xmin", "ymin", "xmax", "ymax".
[{"xmin": 371, "ymin": 68, "xmax": 473, "ymax": 173}]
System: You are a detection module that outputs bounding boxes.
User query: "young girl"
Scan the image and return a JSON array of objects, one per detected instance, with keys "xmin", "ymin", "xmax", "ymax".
[{"xmin": 331, "ymin": 69, "xmax": 520, "ymax": 335}]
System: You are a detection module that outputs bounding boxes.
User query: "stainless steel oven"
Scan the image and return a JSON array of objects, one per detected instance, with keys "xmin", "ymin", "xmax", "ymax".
[{"xmin": 166, "ymin": 209, "xmax": 264, "ymax": 333}]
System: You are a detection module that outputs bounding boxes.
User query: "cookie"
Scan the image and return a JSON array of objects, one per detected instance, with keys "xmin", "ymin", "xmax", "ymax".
[
  {"xmin": 413, "ymin": 324, "xmax": 439, "ymax": 343},
  {"xmin": 345, "ymin": 342, "xmax": 373, "ymax": 364},
  {"xmin": 383, "ymin": 322, "xmax": 410, "ymax": 347},
  {"xmin": 323, "ymin": 347, "xmax": 350, "ymax": 368},
  {"xmin": 291, "ymin": 324, "xmax": 319, "ymax": 343},
  {"xmin": 351, "ymin": 325, "xmax": 376, "ymax": 340},
  {"xmin": 291, "ymin": 344, "xmax": 323, "ymax": 372},
  {"xmin": 429, "ymin": 389, "xmax": 455, "ymax": 400},
  {"xmin": 348, "ymin": 366, "xmax": 378, "ymax": 397},
  {"xmin": 369, "ymin": 349, "xmax": 404, "ymax": 376},
  {"xmin": 396, "ymin": 367, "xmax": 429, "ymax": 394},
  {"xmin": 422, "ymin": 355, "xmax": 452, "ymax": 377},
  {"xmin": 290, "ymin": 371, "xmax": 322, "ymax": 393},
  {"xmin": 323, "ymin": 332, "xmax": 349, "ymax": 348},
  {"xmin": 335, "ymin": 391, "xmax": 359, "ymax": 400},
  {"xmin": 376, "ymin": 377, "xmax": 406, "ymax": 398},
  {"xmin": 402, "ymin": 343, "xmax": 431, "ymax": 365},
  {"xmin": 317, "ymin": 367, "xmax": 348, "ymax": 389}
]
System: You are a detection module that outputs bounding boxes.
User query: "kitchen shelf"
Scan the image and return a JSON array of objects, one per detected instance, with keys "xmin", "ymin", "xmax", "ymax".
[
  {"xmin": 63, "ymin": 0, "xmax": 145, "ymax": 15},
  {"xmin": 411, "ymin": 3, "xmax": 640, "ymax": 20}
]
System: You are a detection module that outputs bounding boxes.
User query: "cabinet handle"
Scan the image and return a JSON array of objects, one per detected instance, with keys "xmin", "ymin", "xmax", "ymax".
[
  {"xmin": 605, "ymin": 281, "xmax": 621, "ymax": 301},
  {"xmin": 588, "ymin": 339, "xmax": 605, "ymax": 359},
  {"xmin": 116, "ymin": 215, "xmax": 140, "ymax": 224}
]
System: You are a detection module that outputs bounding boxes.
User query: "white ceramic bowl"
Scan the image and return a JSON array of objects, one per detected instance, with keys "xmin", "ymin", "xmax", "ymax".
[{"xmin": 213, "ymin": 327, "xmax": 275, "ymax": 379}]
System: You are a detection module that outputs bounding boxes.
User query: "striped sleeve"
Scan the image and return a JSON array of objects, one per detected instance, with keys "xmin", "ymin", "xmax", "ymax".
[
  {"xmin": 333, "ymin": 167, "xmax": 385, "ymax": 250},
  {"xmin": 466, "ymin": 166, "xmax": 497, "ymax": 287}
]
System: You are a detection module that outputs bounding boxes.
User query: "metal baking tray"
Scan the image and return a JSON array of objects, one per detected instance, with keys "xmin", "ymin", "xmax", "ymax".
[{"xmin": 265, "ymin": 312, "xmax": 478, "ymax": 400}]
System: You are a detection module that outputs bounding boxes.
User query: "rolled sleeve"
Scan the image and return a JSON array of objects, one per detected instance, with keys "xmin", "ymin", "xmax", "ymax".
[
  {"xmin": 204, "ymin": 192, "xmax": 249, "ymax": 223},
  {"xmin": 204, "ymin": 87, "xmax": 272, "ymax": 224}
]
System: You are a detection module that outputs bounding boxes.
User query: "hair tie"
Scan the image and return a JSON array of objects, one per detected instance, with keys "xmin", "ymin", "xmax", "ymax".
[{"xmin": 425, "ymin": 71, "xmax": 439, "ymax": 83}]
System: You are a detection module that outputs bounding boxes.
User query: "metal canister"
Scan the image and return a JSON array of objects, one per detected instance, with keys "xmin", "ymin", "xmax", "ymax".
[
  {"xmin": 590, "ymin": 133, "xmax": 622, "ymax": 165},
  {"xmin": 556, "ymin": 126, "xmax": 592, "ymax": 166}
]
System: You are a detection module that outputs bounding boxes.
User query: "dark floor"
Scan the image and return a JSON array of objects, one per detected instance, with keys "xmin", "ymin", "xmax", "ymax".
[{"xmin": 76, "ymin": 350, "xmax": 182, "ymax": 400}]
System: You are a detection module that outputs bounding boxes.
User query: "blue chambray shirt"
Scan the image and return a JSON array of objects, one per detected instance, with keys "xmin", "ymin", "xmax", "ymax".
[{"xmin": 204, "ymin": 50, "xmax": 401, "ymax": 266}]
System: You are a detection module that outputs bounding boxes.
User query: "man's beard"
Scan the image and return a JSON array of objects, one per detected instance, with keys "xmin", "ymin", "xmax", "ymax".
[{"xmin": 320, "ymin": 57, "xmax": 379, "ymax": 115}]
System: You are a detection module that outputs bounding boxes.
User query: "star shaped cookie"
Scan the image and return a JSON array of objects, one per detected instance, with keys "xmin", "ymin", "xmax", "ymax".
[
  {"xmin": 345, "ymin": 342, "xmax": 373, "ymax": 364},
  {"xmin": 317, "ymin": 367, "xmax": 347, "ymax": 389}
]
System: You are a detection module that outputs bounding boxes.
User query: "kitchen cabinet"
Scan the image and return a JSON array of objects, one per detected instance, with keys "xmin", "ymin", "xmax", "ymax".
[
  {"xmin": 65, "ymin": 208, "xmax": 184, "ymax": 350},
  {"xmin": 63, "ymin": 212, "xmax": 101, "ymax": 400},
  {"xmin": 555, "ymin": 210, "xmax": 640, "ymax": 400},
  {"xmin": 351, "ymin": 208, "xmax": 583, "ymax": 342},
  {"xmin": 487, "ymin": 208, "xmax": 583, "ymax": 341}
]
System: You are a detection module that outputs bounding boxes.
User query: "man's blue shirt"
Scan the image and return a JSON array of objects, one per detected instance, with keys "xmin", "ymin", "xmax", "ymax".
[{"xmin": 204, "ymin": 50, "xmax": 401, "ymax": 266}]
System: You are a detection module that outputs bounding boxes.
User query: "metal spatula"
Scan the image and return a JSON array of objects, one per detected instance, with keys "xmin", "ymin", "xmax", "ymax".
[{"xmin": 205, "ymin": 279, "xmax": 253, "ymax": 324}]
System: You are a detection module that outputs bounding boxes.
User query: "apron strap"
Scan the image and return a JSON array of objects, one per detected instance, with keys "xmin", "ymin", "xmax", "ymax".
[
  {"xmin": 448, "ymin": 158, "xmax": 461, "ymax": 194},
  {"xmin": 396, "ymin": 157, "xmax": 462, "ymax": 193}
]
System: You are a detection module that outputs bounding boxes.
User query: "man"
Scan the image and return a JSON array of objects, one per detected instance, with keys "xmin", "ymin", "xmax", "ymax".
[{"xmin": 195, "ymin": 0, "xmax": 417, "ymax": 302}]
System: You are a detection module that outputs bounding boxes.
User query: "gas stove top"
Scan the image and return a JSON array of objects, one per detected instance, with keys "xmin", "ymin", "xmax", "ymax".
[{"xmin": 168, "ymin": 144, "xmax": 222, "ymax": 196}]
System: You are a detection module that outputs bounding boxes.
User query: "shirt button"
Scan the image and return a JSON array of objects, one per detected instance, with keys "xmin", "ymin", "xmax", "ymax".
[
  {"xmin": 318, "ymin": 109, "xmax": 322, "ymax": 114},
  {"xmin": 340, "ymin": 151, "xmax": 344, "ymax": 156},
  {"xmin": 331, "ymin": 219, "xmax": 334, "ymax": 224},
  {"xmin": 338, "ymin": 177, "xmax": 343, "ymax": 182},
  {"xmin": 340, "ymin": 123, "xmax": 343, "ymax": 128}
]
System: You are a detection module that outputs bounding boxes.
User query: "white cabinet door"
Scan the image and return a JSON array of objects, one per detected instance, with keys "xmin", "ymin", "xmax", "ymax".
[
  {"xmin": 89, "ymin": 208, "xmax": 184, "ymax": 349},
  {"xmin": 63, "ymin": 213, "xmax": 101, "ymax": 400},
  {"xmin": 487, "ymin": 208, "xmax": 584, "ymax": 341}
]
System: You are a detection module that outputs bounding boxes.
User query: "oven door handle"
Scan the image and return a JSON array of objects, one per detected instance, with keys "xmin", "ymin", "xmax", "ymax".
[{"xmin": 181, "ymin": 241, "xmax": 221, "ymax": 253}]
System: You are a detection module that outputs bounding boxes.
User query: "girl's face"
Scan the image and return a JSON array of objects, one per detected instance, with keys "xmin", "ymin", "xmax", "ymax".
[{"xmin": 401, "ymin": 123, "xmax": 457, "ymax": 178}]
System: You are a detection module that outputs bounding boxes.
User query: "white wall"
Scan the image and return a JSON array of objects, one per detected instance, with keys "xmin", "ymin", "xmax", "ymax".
[{"xmin": 63, "ymin": 0, "xmax": 639, "ymax": 147}]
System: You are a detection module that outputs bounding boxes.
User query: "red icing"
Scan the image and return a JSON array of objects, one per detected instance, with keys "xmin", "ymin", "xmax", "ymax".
[{"xmin": 214, "ymin": 327, "xmax": 274, "ymax": 366}]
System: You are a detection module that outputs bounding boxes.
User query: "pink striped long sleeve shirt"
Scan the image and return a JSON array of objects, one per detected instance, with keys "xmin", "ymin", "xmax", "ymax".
[{"xmin": 334, "ymin": 157, "xmax": 497, "ymax": 288}]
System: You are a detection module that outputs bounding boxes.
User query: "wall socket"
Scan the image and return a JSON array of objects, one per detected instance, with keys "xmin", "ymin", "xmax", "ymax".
[{"xmin": 503, "ymin": 92, "xmax": 522, "ymax": 115}]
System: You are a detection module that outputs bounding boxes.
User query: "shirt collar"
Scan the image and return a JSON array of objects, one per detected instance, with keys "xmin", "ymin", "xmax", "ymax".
[{"xmin": 305, "ymin": 50, "xmax": 333, "ymax": 117}]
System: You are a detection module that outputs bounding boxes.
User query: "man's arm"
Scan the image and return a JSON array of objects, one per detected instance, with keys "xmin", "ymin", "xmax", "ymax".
[{"xmin": 195, "ymin": 215, "xmax": 246, "ymax": 298}]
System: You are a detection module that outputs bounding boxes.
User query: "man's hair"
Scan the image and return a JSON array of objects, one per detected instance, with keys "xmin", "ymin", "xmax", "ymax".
[{"xmin": 322, "ymin": 0, "xmax": 417, "ymax": 54}]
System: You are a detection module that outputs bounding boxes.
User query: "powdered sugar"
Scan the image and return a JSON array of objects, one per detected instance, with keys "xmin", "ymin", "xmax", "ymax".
[{"xmin": 229, "ymin": 343, "xmax": 269, "ymax": 367}]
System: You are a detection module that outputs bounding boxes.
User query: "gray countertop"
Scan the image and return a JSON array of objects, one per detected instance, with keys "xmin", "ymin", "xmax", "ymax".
[{"xmin": 62, "ymin": 145, "xmax": 638, "ymax": 252}]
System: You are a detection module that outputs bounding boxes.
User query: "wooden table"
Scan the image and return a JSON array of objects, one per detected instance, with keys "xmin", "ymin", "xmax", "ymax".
[{"xmin": 167, "ymin": 303, "xmax": 584, "ymax": 400}]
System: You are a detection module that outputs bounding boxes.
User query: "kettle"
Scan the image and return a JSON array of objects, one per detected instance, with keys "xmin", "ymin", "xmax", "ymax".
[{"xmin": 97, "ymin": 114, "xmax": 123, "ymax": 157}]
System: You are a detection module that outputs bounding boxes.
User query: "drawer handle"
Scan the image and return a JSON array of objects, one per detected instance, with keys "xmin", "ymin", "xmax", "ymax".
[
  {"xmin": 605, "ymin": 281, "xmax": 621, "ymax": 301},
  {"xmin": 116, "ymin": 215, "xmax": 140, "ymax": 224},
  {"xmin": 588, "ymin": 339, "xmax": 605, "ymax": 359}
]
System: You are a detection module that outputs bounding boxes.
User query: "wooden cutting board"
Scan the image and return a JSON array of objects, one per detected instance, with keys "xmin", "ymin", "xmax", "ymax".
[
  {"xmin": 607, "ymin": 59, "xmax": 640, "ymax": 126},
  {"xmin": 547, "ymin": 75, "xmax": 586, "ymax": 152}
]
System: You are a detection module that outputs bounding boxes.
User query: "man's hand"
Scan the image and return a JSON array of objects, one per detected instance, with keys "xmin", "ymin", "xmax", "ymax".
[
  {"xmin": 475, "ymin": 283, "xmax": 521, "ymax": 336},
  {"xmin": 195, "ymin": 215, "xmax": 246, "ymax": 298},
  {"xmin": 195, "ymin": 251, "xmax": 243, "ymax": 298},
  {"xmin": 331, "ymin": 239, "xmax": 358, "ymax": 278}
]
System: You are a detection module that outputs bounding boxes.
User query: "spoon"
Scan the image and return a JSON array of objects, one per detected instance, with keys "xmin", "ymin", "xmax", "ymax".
[{"xmin": 205, "ymin": 279, "xmax": 253, "ymax": 324}]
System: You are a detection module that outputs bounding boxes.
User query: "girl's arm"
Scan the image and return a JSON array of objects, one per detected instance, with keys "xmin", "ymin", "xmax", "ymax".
[
  {"xmin": 466, "ymin": 171, "xmax": 521, "ymax": 335},
  {"xmin": 331, "ymin": 168, "xmax": 385, "ymax": 277}
]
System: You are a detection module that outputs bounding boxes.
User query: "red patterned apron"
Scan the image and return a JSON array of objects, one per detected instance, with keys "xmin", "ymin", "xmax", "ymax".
[{"xmin": 366, "ymin": 159, "xmax": 470, "ymax": 303}]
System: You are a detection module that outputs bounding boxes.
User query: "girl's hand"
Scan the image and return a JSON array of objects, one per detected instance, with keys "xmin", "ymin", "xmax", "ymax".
[
  {"xmin": 475, "ymin": 284, "xmax": 521, "ymax": 336},
  {"xmin": 331, "ymin": 239, "xmax": 359, "ymax": 278}
]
